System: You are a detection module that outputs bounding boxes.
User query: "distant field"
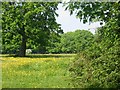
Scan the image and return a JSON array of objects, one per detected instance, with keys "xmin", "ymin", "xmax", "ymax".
[{"xmin": 1, "ymin": 54, "xmax": 76, "ymax": 88}]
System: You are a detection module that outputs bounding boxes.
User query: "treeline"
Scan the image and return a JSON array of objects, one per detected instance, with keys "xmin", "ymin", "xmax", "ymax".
[
  {"xmin": 47, "ymin": 30, "xmax": 94, "ymax": 54},
  {"xmin": 2, "ymin": 29, "xmax": 94, "ymax": 54},
  {"xmin": 2, "ymin": 2, "xmax": 94, "ymax": 55}
]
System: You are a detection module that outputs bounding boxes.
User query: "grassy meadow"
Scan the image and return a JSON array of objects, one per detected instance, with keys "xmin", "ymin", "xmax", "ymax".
[{"xmin": 1, "ymin": 54, "xmax": 76, "ymax": 88}]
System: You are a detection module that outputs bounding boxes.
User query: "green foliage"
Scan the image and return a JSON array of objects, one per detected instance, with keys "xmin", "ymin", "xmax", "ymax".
[
  {"xmin": 49, "ymin": 30, "xmax": 94, "ymax": 54},
  {"xmin": 69, "ymin": 20, "xmax": 120, "ymax": 88},
  {"xmin": 46, "ymin": 32, "xmax": 63, "ymax": 54},
  {"xmin": 2, "ymin": 2, "xmax": 62, "ymax": 56},
  {"xmin": 46, "ymin": 30, "xmax": 94, "ymax": 54},
  {"xmin": 65, "ymin": 1, "xmax": 120, "ymax": 88},
  {"xmin": 65, "ymin": 2, "xmax": 120, "ymax": 24}
]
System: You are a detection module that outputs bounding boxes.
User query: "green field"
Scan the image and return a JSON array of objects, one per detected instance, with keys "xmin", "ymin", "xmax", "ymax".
[{"xmin": 1, "ymin": 54, "xmax": 76, "ymax": 88}]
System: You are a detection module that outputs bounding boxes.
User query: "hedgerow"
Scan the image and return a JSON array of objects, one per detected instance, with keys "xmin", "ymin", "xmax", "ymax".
[{"xmin": 69, "ymin": 19, "xmax": 120, "ymax": 88}]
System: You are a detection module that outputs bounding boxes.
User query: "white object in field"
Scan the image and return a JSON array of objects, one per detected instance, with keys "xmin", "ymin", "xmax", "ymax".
[{"xmin": 26, "ymin": 49, "xmax": 32, "ymax": 54}]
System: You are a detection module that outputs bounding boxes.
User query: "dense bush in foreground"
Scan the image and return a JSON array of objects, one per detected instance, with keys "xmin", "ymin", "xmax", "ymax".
[{"xmin": 69, "ymin": 19, "xmax": 120, "ymax": 88}]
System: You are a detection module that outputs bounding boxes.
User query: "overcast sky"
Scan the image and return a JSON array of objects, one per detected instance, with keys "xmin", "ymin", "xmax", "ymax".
[{"xmin": 56, "ymin": 4, "xmax": 103, "ymax": 34}]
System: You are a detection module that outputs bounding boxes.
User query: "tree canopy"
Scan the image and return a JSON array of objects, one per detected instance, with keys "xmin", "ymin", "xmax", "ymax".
[
  {"xmin": 2, "ymin": 2, "xmax": 63, "ymax": 56},
  {"xmin": 65, "ymin": 1, "xmax": 120, "ymax": 24},
  {"xmin": 46, "ymin": 30, "xmax": 94, "ymax": 54},
  {"xmin": 60, "ymin": 30, "xmax": 94, "ymax": 53}
]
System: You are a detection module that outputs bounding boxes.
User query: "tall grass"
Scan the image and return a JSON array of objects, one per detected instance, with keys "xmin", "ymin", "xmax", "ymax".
[{"xmin": 2, "ymin": 54, "xmax": 75, "ymax": 88}]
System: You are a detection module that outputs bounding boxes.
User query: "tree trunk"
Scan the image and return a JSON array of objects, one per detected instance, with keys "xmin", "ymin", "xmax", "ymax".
[
  {"xmin": 18, "ymin": 26, "xmax": 27, "ymax": 57},
  {"xmin": 18, "ymin": 34, "xmax": 27, "ymax": 57}
]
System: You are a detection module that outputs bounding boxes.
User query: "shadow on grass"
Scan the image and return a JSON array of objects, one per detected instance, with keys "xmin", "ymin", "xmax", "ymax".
[{"xmin": 1, "ymin": 54, "xmax": 76, "ymax": 58}]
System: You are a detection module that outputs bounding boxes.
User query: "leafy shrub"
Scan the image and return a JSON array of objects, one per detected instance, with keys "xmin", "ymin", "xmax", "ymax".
[{"xmin": 69, "ymin": 19, "xmax": 120, "ymax": 88}]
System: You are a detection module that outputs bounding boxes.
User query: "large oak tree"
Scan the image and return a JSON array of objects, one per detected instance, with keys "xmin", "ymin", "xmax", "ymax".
[{"xmin": 2, "ymin": 2, "xmax": 63, "ymax": 56}]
